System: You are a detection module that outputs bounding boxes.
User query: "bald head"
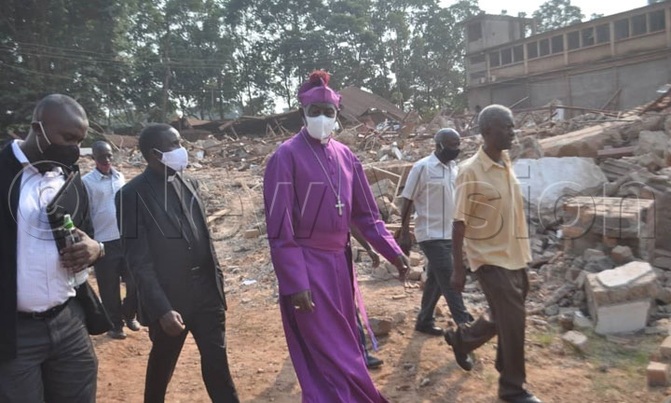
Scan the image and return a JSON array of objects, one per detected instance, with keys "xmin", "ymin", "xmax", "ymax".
[
  {"xmin": 434, "ymin": 128, "xmax": 460, "ymax": 146},
  {"xmin": 21, "ymin": 94, "xmax": 88, "ymax": 171},
  {"xmin": 434, "ymin": 128, "xmax": 461, "ymax": 163},
  {"xmin": 32, "ymin": 94, "xmax": 87, "ymax": 123}
]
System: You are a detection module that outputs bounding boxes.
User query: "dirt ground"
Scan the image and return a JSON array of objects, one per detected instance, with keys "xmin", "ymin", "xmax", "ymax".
[
  {"xmin": 93, "ymin": 274, "xmax": 668, "ymax": 403},
  {"xmin": 88, "ymin": 161, "xmax": 670, "ymax": 403}
]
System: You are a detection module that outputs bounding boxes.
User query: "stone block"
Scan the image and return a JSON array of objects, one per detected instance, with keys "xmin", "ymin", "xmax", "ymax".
[
  {"xmin": 409, "ymin": 251, "xmax": 422, "ymax": 267},
  {"xmin": 636, "ymin": 130, "xmax": 668, "ymax": 157},
  {"xmin": 647, "ymin": 361, "xmax": 669, "ymax": 387},
  {"xmin": 562, "ymin": 330, "xmax": 589, "ymax": 354},
  {"xmin": 243, "ymin": 229, "xmax": 260, "ymax": 238},
  {"xmin": 368, "ymin": 317, "xmax": 393, "ymax": 337},
  {"xmin": 515, "ymin": 157, "xmax": 607, "ymax": 226},
  {"xmin": 573, "ymin": 311, "xmax": 594, "ymax": 331},
  {"xmin": 584, "ymin": 248, "xmax": 605, "ymax": 262},
  {"xmin": 660, "ymin": 336, "xmax": 671, "ymax": 360},
  {"xmin": 600, "ymin": 158, "xmax": 645, "ymax": 182},
  {"xmin": 592, "ymin": 300, "xmax": 651, "ymax": 335},
  {"xmin": 586, "ymin": 262, "xmax": 657, "ymax": 334},
  {"xmin": 650, "ymin": 249, "xmax": 671, "ymax": 270},
  {"xmin": 611, "ymin": 245, "xmax": 633, "ymax": 265},
  {"xmin": 407, "ymin": 266, "xmax": 423, "ymax": 282},
  {"xmin": 370, "ymin": 178, "xmax": 398, "ymax": 201},
  {"xmin": 586, "ymin": 261, "xmax": 658, "ymax": 306}
]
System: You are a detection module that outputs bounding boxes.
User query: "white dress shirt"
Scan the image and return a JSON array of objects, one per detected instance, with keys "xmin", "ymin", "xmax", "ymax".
[
  {"xmin": 82, "ymin": 168, "xmax": 125, "ymax": 242},
  {"xmin": 12, "ymin": 140, "xmax": 76, "ymax": 312},
  {"xmin": 401, "ymin": 152, "xmax": 458, "ymax": 243}
]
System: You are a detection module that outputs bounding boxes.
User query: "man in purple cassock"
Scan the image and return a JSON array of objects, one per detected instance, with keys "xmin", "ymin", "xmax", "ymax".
[{"xmin": 263, "ymin": 70, "xmax": 410, "ymax": 403}]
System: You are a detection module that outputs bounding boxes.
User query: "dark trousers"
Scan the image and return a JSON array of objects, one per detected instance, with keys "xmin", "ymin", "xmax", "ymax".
[
  {"xmin": 144, "ymin": 273, "xmax": 238, "ymax": 403},
  {"xmin": 94, "ymin": 239, "xmax": 137, "ymax": 329},
  {"xmin": 453, "ymin": 265, "xmax": 529, "ymax": 398},
  {"xmin": 0, "ymin": 299, "xmax": 98, "ymax": 402},
  {"xmin": 417, "ymin": 240, "xmax": 472, "ymax": 326}
]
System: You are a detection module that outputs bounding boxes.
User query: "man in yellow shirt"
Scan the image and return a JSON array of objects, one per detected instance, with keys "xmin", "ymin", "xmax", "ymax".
[{"xmin": 446, "ymin": 105, "xmax": 541, "ymax": 403}]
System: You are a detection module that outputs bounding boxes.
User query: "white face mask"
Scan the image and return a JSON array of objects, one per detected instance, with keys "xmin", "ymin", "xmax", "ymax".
[
  {"xmin": 156, "ymin": 147, "xmax": 188, "ymax": 172},
  {"xmin": 305, "ymin": 115, "xmax": 337, "ymax": 143}
]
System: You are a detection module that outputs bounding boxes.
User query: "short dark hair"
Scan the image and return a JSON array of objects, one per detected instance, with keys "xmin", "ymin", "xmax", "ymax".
[
  {"xmin": 92, "ymin": 141, "xmax": 111, "ymax": 154},
  {"xmin": 139, "ymin": 123, "xmax": 173, "ymax": 160}
]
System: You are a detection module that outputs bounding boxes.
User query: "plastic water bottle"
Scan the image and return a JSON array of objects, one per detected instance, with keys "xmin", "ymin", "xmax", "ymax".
[{"xmin": 62, "ymin": 214, "xmax": 89, "ymax": 286}]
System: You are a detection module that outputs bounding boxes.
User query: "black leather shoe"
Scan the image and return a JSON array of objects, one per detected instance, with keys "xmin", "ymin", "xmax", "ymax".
[
  {"xmin": 107, "ymin": 328, "xmax": 127, "ymax": 340},
  {"xmin": 500, "ymin": 391, "xmax": 542, "ymax": 403},
  {"xmin": 414, "ymin": 324, "xmax": 444, "ymax": 336},
  {"xmin": 366, "ymin": 355, "xmax": 384, "ymax": 369},
  {"xmin": 125, "ymin": 318, "xmax": 141, "ymax": 331},
  {"xmin": 444, "ymin": 329, "xmax": 473, "ymax": 371}
]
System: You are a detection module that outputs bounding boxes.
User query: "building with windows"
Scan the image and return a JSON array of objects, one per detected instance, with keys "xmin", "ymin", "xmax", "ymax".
[{"xmin": 464, "ymin": 2, "xmax": 671, "ymax": 114}]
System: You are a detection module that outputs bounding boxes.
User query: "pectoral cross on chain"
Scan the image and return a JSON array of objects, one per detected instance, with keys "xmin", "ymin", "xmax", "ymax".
[{"xmin": 335, "ymin": 197, "xmax": 344, "ymax": 216}]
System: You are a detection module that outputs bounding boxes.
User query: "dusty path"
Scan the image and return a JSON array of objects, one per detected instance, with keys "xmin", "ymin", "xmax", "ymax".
[{"xmin": 94, "ymin": 274, "xmax": 664, "ymax": 403}]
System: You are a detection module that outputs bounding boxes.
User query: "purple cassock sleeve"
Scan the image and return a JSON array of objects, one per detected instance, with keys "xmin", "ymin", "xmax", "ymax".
[
  {"xmin": 263, "ymin": 147, "xmax": 310, "ymax": 296},
  {"xmin": 349, "ymin": 154, "xmax": 403, "ymax": 262}
]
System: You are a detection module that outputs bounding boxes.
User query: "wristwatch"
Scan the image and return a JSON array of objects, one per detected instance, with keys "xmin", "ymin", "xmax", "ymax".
[{"xmin": 97, "ymin": 241, "xmax": 106, "ymax": 260}]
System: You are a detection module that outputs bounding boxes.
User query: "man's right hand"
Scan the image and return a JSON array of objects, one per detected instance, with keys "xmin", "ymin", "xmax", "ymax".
[
  {"xmin": 290, "ymin": 290, "xmax": 315, "ymax": 312},
  {"xmin": 159, "ymin": 310, "xmax": 186, "ymax": 336},
  {"xmin": 450, "ymin": 260, "xmax": 466, "ymax": 293}
]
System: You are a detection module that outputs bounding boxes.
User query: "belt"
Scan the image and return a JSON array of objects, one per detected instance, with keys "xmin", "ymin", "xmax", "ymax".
[{"xmin": 18, "ymin": 299, "xmax": 70, "ymax": 320}]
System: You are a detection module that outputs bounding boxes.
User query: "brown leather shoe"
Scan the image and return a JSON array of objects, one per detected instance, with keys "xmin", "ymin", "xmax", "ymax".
[{"xmin": 444, "ymin": 329, "xmax": 474, "ymax": 371}]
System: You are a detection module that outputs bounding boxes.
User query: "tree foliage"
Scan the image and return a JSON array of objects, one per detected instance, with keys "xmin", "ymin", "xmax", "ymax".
[
  {"xmin": 0, "ymin": 0, "xmax": 485, "ymax": 130},
  {"xmin": 532, "ymin": 0, "xmax": 584, "ymax": 33}
]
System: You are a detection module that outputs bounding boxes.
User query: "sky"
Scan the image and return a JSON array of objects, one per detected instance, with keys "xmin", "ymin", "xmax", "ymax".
[{"xmin": 442, "ymin": 1, "xmax": 649, "ymax": 18}]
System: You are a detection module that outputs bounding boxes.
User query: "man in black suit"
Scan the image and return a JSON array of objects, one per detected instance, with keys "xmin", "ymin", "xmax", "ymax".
[
  {"xmin": 0, "ymin": 94, "xmax": 102, "ymax": 401},
  {"xmin": 115, "ymin": 123, "xmax": 238, "ymax": 403}
]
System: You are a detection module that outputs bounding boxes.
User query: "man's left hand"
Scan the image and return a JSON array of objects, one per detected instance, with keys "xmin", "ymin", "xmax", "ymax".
[
  {"xmin": 60, "ymin": 229, "xmax": 101, "ymax": 272},
  {"xmin": 391, "ymin": 254, "xmax": 410, "ymax": 283}
]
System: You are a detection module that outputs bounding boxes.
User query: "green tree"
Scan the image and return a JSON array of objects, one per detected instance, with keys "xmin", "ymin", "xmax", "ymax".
[
  {"xmin": 0, "ymin": 0, "xmax": 125, "ymax": 130},
  {"xmin": 533, "ymin": 0, "xmax": 584, "ymax": 33},
  {"xmin": 407, "ymin": 0, "xmax": 481, "ymax": 115}
]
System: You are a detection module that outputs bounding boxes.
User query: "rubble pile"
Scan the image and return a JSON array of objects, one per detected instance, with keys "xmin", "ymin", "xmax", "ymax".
[{"xmin": 94, "ymin": 89, "xmax": 671, "ymax": 385}]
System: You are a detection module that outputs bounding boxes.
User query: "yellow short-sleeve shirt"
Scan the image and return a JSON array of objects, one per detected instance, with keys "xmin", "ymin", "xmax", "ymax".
[{"xmin": 454, "ymin": 147, "xmax": 532, "ymax": 271}]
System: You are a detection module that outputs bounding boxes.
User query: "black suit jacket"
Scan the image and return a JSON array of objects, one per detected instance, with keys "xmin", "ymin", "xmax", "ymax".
[
  {"xmin": 115, "ymin": 168, "xmax": 226, "ymax": 326},
  {"xmin": 0, "ymin": 144, "xmax": 93, "ymax": 361}
]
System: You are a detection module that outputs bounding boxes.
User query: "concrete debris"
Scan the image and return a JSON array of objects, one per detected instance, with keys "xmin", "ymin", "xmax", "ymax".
[
  {"xmin": 586, "ymin": 261, "xmax": 658, "ymax": 334},
  {"xmin": 561, "ymin": 330, "xmax": 589, "ymax": 354},
  {"xmin": 514, "ymin": 157, "xmax": 607, "ymax": 226},
  {"xmin": 368, "ymin": 317, "xmax": 393, "ymax": 337},
  {"xmin": 647, "ymin": 361, "xmax": 669, "ymax": 387},
  {"xmin": 89, "ymin": 95, "xmax": 671, "ymax": 354}
]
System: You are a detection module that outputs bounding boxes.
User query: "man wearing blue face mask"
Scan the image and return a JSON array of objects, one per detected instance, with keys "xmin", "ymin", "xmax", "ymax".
[
  {"xmin": 115, "ymin": 124, "xmax": 239, "ymax": 402},
  {"xmin": 398, "ymin": 128, "xmax": 474, "ymax": 369}
]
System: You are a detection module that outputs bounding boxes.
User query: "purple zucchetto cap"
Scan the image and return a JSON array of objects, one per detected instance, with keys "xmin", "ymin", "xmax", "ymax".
[{"xmin": 297, "ymin": 70, "xmax": 341, "ymax": 108}]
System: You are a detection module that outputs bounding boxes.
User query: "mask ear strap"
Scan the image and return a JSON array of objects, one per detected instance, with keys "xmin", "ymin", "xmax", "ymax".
[{"xmin": 35, "ymin": 121, "xmax": 51, "ymax": 153}]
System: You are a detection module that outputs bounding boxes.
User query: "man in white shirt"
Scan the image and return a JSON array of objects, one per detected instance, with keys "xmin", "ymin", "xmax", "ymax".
[
  {"xmin": 398, "ymin": 129, "xmax": 473, "ymax": 357},
  {"xmin": 83, "ymin": 141, "xmax": 140, "ymax": 339},
  {"xmin": 0, "ymin": 94, "xmax": 103, "ymax": 402}
]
